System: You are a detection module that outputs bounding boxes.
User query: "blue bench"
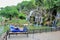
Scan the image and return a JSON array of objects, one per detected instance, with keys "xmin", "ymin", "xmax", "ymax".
[{"xmin": 8, "ymin": 25, "xmax": 28, "ymax": 38}]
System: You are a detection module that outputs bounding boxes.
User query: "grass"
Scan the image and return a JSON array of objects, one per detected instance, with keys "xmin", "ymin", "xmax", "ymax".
[
  {"xmin": 3, "ymin": 25, "xmax": 9, "ymax": 32},
  {"xmin": 27, "ymin": 25, "xmax": 51, "ymax": 30},
  {"xmin": 27, "ymin": 25, "xmax": 52, "ymax": 33},
  {"xmin": 7, "ymin": 19, "xmax": 29, "ymax": 25},
  {"xmin": 57, "ymin": 22, "xmax": 60, "ymax": 27}
]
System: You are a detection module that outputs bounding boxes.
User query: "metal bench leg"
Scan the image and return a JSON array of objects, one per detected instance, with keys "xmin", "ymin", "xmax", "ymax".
[
  {"xmin": 5, "ymin": 35, "xmax": 7, "ymax": 40},
  {"xmin": 8, "ymin": 34, "xmax": 10, "ymax": 38},
  {"xmin": 27, "ymin": 33, "xmax": 28, "ymax": 37}
]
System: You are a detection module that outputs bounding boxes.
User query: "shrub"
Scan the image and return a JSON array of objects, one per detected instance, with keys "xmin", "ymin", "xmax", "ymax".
[{"xmin": 18, "ymin": 12, "xmax": 26, "ymax": 19}]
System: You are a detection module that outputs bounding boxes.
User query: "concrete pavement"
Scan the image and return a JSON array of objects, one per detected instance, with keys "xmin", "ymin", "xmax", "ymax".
[{"xmin": 7, "ymin": 31, "xmax": 60, "ymax": 40}]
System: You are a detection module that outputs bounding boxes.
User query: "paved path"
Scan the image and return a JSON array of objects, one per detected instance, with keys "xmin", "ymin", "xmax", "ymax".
[{"xmin": 7, "ymin": 31, "xmax": 60, "ymax": 40}]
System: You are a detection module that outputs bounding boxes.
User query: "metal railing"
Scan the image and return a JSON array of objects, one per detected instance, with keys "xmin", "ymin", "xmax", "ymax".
[{"xmin": 28, "ymin": 27, "xmax": 60, "ymax": 33}]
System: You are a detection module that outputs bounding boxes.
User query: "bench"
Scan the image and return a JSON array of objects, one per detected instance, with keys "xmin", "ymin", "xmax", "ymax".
[
  {"xmin": 8, "ymin": 31, "xmax": 28, "ymax": 38},
  {"xmin": 8, "ymin": 25, "xmax": 28, "ymax": 38}
]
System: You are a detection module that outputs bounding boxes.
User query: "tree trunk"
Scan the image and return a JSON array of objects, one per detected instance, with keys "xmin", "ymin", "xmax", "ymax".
[{"xmin": 9, "ymin": 15, "xmax": 12, "ymax": 20}]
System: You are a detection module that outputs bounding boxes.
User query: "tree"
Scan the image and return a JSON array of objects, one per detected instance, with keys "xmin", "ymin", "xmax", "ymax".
[
  {"xmin": 0, "ymin": 6, "xmax": 19, "ymax": 20},
  {"xmin": 17, "ymin": 1, "xmax": 36, "ymax": 11},
  {"xmin": 18, "ymin": 12, "xmax": 26, "ymax": 19},
  {"xmin": 33, "ymin": 0, "xmax": 60, "ymax": 26},
  {"xmin": 35, "ymin": 0, "xmax": 60, "ymax": 9}
]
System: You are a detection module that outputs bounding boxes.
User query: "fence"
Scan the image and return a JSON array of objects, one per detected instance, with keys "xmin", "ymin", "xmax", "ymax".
[
  {"xmin": 0, "ymin": 26, "xmax": 60, "ymax": 40},
  {"xmin": 28, "ymin": 27, "xmax": 60, "ymax": 33}
]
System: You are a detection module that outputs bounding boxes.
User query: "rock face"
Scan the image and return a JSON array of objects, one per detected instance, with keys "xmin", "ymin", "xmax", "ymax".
[
  {"xmin": 27, "ymin": 7, "xmax": 44, "ymax": 25},
  {"xmin": 56, "ymin": 12, "xmax": 60, "ymax": 20}
]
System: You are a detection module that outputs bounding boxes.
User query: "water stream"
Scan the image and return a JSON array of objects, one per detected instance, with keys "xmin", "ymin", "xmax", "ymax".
[
  {"xmin": 26, "ymin": 9, "xmax": 43, "ymax": 26},
  {"xmin": 26, "ymin": 10, "xmax": 34, "ymax": 21}
]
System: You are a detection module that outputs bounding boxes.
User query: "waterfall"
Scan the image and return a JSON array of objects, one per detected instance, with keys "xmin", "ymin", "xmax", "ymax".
[
  {"xmin": 29, "ymin": 11, "xmax": 34, "ymax": 16},
  {"xmin": 57, "ymin": 13, "xmax": 60, "ymax": 19},
  {"xmin": 26, "ymin": 10, "xmax": 34, "ymax": 21}
]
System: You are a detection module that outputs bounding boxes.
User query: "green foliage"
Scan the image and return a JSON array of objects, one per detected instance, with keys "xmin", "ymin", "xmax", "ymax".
[
  {"xmin": 0, "ymin": 16, "xmax": 2, "ymax": 22},
  {"xmin": 0, "ymin": 6, "xmax": 19, "ymax": 20},
  {"xmin": 27, "ymin": 25, "xmax": 51, "ymax": 31},
  {"xmin": 5, "ymin": 6, "xmax": 18, "ymax": 17},
  {"xmin": 0, "ymin": 25, "xmax": 9, "ymax": 36},
  {"xmin": 17, "ymin": 1, "xmax": 36, "ymax": 11},
  {"xmin": 35, "ymin": 0, "xmax": 60, "ymax": 9},
  {"xmin": 7, "ymin": 19, "xmax": 29, "ymax": 25},
  {"xmin": 35, "ymin": 0, "xmax": 43, "ymax": 6},
  {"xmin": 0, "ymin": 0, "xmax": 60, "ymax": 25},
  {"xmin": 57, "ymin": 20, "xmax": 60, "ymax": 26},
  {"xmin": 18, "ymin": 12, "xmax": 26, "ymax": 19}
]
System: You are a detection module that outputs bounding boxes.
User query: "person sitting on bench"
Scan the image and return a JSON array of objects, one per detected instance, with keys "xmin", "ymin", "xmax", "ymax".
[
  {"xmin": 8, "ymin": 24, "xmax": 28, "ymax": 38},
  {"xmin": 10, "ymin": 24, "xmax": 28, "ymax": 32}
]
